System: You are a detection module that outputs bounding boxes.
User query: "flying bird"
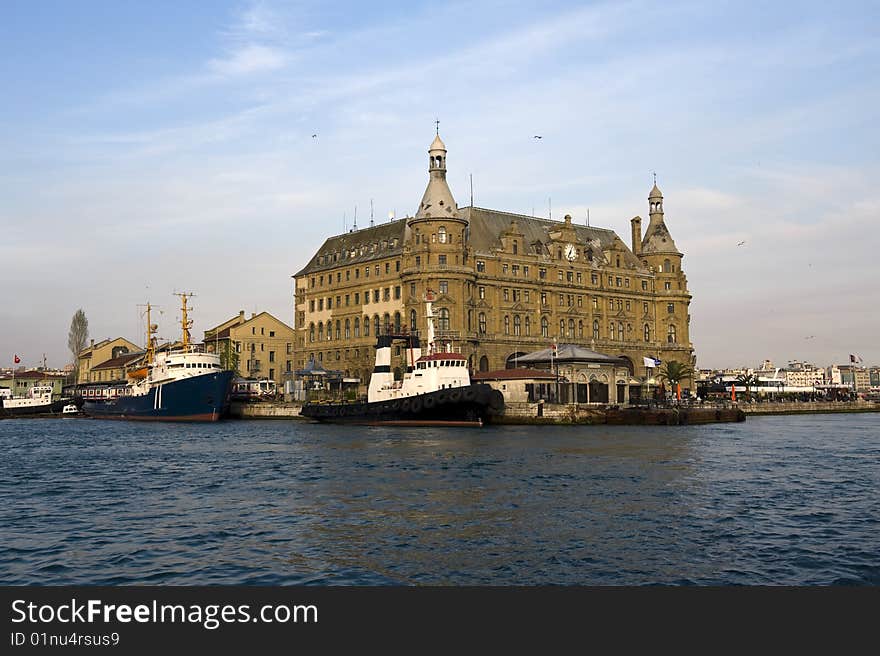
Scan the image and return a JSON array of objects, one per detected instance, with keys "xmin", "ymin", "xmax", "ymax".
[
  {"xmin": 312, "ymin": 134, "xmax": 318, "ymax": 138},
  {"xmin": 737, "ymin": 240, "xmax": 746, "ymax": 246},
  {"xmin": 804, "ymin": 335, "xmax": 815, "ymax": 340},
  {"xmin": 532, "ymin": 135, "xmax": 543, "ymax": 139}
]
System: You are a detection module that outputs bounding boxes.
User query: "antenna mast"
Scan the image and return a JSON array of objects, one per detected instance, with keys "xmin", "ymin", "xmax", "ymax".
[
  {"xmin": 470, "ymin": 173, "xmax": 474, "ymax": 207},
  {"xmin": 174, "ymin": 292, "xmax": 195, "ymax": 350}
]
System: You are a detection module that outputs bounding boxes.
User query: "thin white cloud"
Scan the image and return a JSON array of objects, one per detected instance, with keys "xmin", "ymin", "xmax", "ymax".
[{"xmin": 207, "ymin": 44, "xmax": 289, "ymax": 76}]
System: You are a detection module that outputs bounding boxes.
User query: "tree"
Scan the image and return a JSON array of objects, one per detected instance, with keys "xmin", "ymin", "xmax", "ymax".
[
  {"xmin": 219, "ymin": 340, "xmax": 240, "ymax": 376},
  {"xmin": 735, "ymin": 373, "xmax": 759, "ymax": 401},
  {"xmin": 657, "ymin": 360, "xmax": 695, "ymax": 391},
  {"xmin": 68, "ymin": 309, "xmax": 89, "ymax": 381}
]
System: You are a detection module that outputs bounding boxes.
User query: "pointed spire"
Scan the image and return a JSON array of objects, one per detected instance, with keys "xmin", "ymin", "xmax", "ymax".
[{"xmin": 416, "ymin": 130, "xmax": 457, "ymax": 219}]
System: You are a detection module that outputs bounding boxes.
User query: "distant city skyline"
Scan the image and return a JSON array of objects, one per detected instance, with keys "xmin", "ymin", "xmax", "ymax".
[{"xmin": 2, "ymin": 1, "xmax": 877, "ymax": 370}]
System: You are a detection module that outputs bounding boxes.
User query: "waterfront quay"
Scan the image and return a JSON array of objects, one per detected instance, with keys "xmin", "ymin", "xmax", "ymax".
[{"xmin": 231, "ymin": 399, "xmax": 877, "ymax": 423}]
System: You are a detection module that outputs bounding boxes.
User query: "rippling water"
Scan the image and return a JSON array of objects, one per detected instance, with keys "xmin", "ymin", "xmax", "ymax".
[{"xmin": 1, "ymin": 414, "xmax": 878, "ymax": 585}]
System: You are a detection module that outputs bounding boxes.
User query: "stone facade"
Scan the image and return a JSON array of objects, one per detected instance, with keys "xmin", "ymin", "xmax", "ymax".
[
  {"xmin": 293, "ymin": 134, "xmax": 694, "ymax": 393},
  {"xmin": 76, "ymin": 337, "xmax": 141, "ymax": 384},
  {"xmin": 203, "ymin": 311, "xmax": 296, "ymax": 388}
]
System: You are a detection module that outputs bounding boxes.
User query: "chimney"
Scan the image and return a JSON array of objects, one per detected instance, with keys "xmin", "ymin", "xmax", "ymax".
[
  {"xmin": 630, "ymin": 216, "xmax": 642, "ymax": 255},
  {"xmin": 239, "ymin": 310, "xmax": 245, "ymax": 323}
]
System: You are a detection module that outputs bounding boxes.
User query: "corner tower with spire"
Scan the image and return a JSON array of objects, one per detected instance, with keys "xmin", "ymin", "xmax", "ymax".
[{"xmin": 403, "ymin": 129, "xmax": 469, "ymax": 344}]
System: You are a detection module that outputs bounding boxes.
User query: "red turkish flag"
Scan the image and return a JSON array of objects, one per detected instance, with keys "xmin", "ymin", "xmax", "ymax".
[{"xmin": 14, "ymin": 355, "xmax": 20, "ymax": 364}]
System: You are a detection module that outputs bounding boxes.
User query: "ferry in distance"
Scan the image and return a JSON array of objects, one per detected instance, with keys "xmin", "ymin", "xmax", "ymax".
[{"xmin": 83, "ymin": 293, "xmax": 234, "ymax": 421}]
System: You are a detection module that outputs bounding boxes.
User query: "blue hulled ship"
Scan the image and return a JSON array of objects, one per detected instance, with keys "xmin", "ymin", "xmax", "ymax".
[{"xmin": 83, "ymin": 294, "xmax": 234, "ymax": 422}]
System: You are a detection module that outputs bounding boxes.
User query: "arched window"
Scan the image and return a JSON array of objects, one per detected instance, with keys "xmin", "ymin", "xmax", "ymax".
[
  {"xmin": 513, "ymin": 315, "xmax": 521, "ymax": 336},
  {"xmin": 504, "ymin": 315, "xmax": 510, "ymax": 335},
  {"xmin": 318, "ymin": 322, "xmax": 324, "ymax": 340},
  {"xmin": 394, "ymin": 312, "xmax": 401, "ymax": 333},
  {"xmin": 587, "ymin": 249, "xmax": 593, "ymax": 262},
  {"xmin": 363, "ymin": 316, "xmax": 370, "ymax": 337},
  {"xmin": 593, "ymin": 320, "xmax": 600, "ymax": 340},
  {"xmin": 383, "ymin": 313, "xmax": 390, "ymax": 333},
  {"xmin": 513, "ymin": 240, "xmax": 518, "ymax": 255},
  {"xmin": 354, "ymin": 317, "xmax": 360, "ymax": 338},
  {"xmin": 309, "ymin": 323, "xmax": 315, "ymax": 342},
  {"xmin": 479, "ymin": 313, "xmax": 487, "ymax": 334},
  {"xmin": 374, "ymin": 315, "xmax": 380, "ymax": 337},
  {"xmin": 335, "ymin": 320, "xmax": 341, "ymax": 340},
  {"xmin": 438, "ymin": 226, "xmax": 447, "ymax": 243},
  {"xmin": 479, "ymin": 355, "xmax": 489, "ymax": 372},
  {"xmin": 668, "ymin": 324, "xmax": 676, "ymax": 343},
  {"xmin": 410, "ymin": 310, "xmax": 417, "ymax": 332},
  {"xmin": 525, "ymin": 316, "xmax": 531, "ymax": 336},
  {"xmin": 541, "ymin": 317, "xmax": 549, "ymax": 338},
  {"xmin": 663, "ymin": 259, "xmax": 672, "ymax": 273},
  {"xmin": 578, "ymin": 321, "xmax": 584, "ymax": 338},
  {"xmin": 610, "ymin": 323, "xmax": 616, "ymax": 341},
  {"xmin": 619, "ymin": 322, "xmax": 624, "ymax": 341},
  {"xmin": 644, "ymin": 324, "xmax": 650, "ymax": 342},
  {"xmin": 344, "ymin": 319, "xmax": 351, "ymax": 339},
  {"xmin": 438, "ymin": 308, "xmax": 450, "ymax": 331},
  {"xmin": 568, "ymin": 319, "xmax": 574, "ymax": 338},
  {"xmin": 559, "ymin": 319, "xmax": 565, "ymax": 337}
]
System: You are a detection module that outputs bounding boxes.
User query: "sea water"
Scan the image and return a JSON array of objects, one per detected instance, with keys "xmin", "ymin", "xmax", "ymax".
[{"xmin": 1, "ymin": 414, "xmax": 877, "ymax": 585}]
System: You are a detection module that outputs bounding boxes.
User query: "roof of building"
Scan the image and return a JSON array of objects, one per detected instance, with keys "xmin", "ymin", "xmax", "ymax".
[
  {"xmin": 92, "ymin": 352, "xmax": 145, "ymax": 370},
  {"xmin": 0, "ymin": 370, "xmax": 67, "ymax": 381},
  {"xmin": 649, "ymin": 183, "xmax": 663, "ymax": 199},
  {"xmin": 293, "ymin": 219, "xmax": 408, "ymax": 277},
  {"xmin": 204, "ymin": 311, "xmax": 294, "ymax": 340},
  {"xmin": 472, "ymin": 368, "xmax": 557, "ymax": 381},
  {"xmin": 517, "ymin": 344, "xmax": 628, "ymax": 365},
  {"xmin": 430, "ymin": 134, "xmax": 446, "ymax": 151}
]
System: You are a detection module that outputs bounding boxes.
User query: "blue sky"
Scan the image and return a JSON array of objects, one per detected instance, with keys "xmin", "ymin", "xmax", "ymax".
[{"xmin": 1, "ymin": 0, "xmax": 877, "ymax": 370}]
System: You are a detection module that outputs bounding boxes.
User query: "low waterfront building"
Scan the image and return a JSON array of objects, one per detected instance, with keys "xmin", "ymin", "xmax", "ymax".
[
  {"xmin": 292, "ymin": 132, "xmax": 695, "ymax": 396},
  {"xmin": 88, "ymin": 351, "xmax": 145, "ymax": 383},
  {"xmin": 515, "ymin": 344, "xmax": 635, "ymax": 404},
  {"xmin": 0, "ymin": 370, "xmax": 67, "ymax": 400},
  {"xmin": 77, "ymin": 337, "xmax": 140, "ymax": 384},
  {"xmin": 472, "ymin": 368, "xmax": 557, "ymax": 404},
  {"xmin": 203, "ymin": 311, "xmax": 296, "ymax": 389}
]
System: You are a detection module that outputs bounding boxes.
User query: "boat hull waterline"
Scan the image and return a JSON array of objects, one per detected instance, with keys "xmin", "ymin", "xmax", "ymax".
[
  {"xmin": 301, "ymin": 383, "xmax": 504, "ymax": 427},
  {"xmin": 83, "ymin": 370, "xmax": 234, "ymax": 422}
]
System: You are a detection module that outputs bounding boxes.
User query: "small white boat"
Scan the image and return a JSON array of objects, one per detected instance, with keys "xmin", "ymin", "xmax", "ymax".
[{"xmin": 62, "ymin": 404, "xmax": 81, "ymax": 415}]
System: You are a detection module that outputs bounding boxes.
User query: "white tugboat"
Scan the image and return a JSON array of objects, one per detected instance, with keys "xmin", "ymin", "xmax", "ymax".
[{"xmin": 301, "ymin": 291, "xmax": 504, "ymax": 426}]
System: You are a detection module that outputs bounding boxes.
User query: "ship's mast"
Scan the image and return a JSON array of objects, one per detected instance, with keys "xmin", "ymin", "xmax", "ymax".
[
  {"xmin": 424, "ymin": 290, "xmax": 435, "ymax": 355},
  {"xmin": 145, "ymin": 303, "xmax": 157, "ymax": 365},
  {"xmin": 175, "ymin": 292, "xmax": 195, "ymax": 349}
]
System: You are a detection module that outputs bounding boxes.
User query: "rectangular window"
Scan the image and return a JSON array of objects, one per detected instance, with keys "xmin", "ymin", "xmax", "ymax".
[
  {"xmin": 476, "ymin": 260, "xmax": 485, "ymax": 272},
  {"xmin": 524, "ymin": 266, "xmax": 529, "ymax": 277},
  {"xmin": 286, "ymin": 360, "xmax": 291, "ymax": 372},
  {"xmin": 309, "ymin": 300, "xmax": 315, "ymax": 312},
  {"xmin": 374, "ymin": 290, "xmax": 380, "ymax": 303},
  {"xmin": 541, "ymin": 292, "xmax": 547, "ymax": 306},
  {"xmin": 577, "ymin": 296, "xmax": 583, "ymax": 307},
  {"xmin": 503, "ymin": 289, "xmax": 510, "ymax": 302},
  {"xmin": 576, "ymin": 272, "xmax": 582, "ymax": 283},
  {"xmin": 410, "ymin": 283, "xmax": 416, "ymax": 296},
  {"xmin": 567, "ymin": 271, "xmax": 573, "ymax": 283},
  {"xmin": 642, "ymin": 280, "xmax": 648, "ymax": 290},
  {"xmin": 643, "ymin": 302, "xmax": 649, "ymax": 314},
  {"xmin": 365, "ymin": 267, "xmax": 370, "ymax": 278},
  {"xmin": 502, "ymin": 264, "xmax": 509, "ymax": 274},
  {"xmin": 665, "ymin": 281, "xmax": 671, "ymax": 290},
  {"xmin": 592, "ymin": 297, "xmax": 599, "ymax": 309},
  {"xmin": 524, "ymin": 290, "xmax": 530, "ymax": 302},
  {"xmin": 396, "ymin": 260, "xmax": 400, "ymax": 272},
  {"xmin": 415, "ymin": 256, "xmax": 421, "ymax": 268},
  {"xmin": 512, "ymin": 264, "xmax": 519, "ymax": 276},
  {"xmin": 625, "ymin": 278, "xmax": 630, "ymax": 288},
  {"xmin": 668, "ymin": 303, "xmax": 675, "ymax": 314},
  {"xmin": 375, "ymin": 265, "xmax": 380, "ymax": 276},
  {"xmin": 327, "ymin": 298, "xmax": 332, "ymax": 309},
  {"xmin": 346, "ymin": 270, "xmax": 350, "ymax": 281},
  {"xmin": 287, "ymin": 343, "xmax": 292, "ymax": 354},
  {"xmin": 269, "ymin": 351, "xmax": 275, "ymax": 363},
  {"xmin": 539, "ymin": 268, "xmax": 546, "ymax": 279},
  {"xmin": 616, "ymin": 277, "xmax": 622, "ymax": 287},
  {"xmin": 336, "ymin": 296, "xmax": 341, "ymax": 307},
  {"xmin": 345, "ymin": 294, "xmax": 350, "ymax": 306},
  {"xmin": 355, "ymin": 269, "xmax": 360, "ymax": 279},
  {"xmin": 355, "ymin": 292, "xmax": 360, "ymax": 304},
  {"xmin": 591, "ymin": 273, "xmax": 598, "ymax": 285},
  {"xmin": 337, "ymin": 272, "xmax": 341, "ymax": 282},
  {"xmin": 608, "ymin": 299, "xmax": 614, "ymax": 309},
  {"xmin": 364, "ymin": 292, "xmax": 369, "ymax": 305},
  {"xmin": 439, "ymin": 280, "xmax": 448, "ymax": 294},
  {"xmin": 558, "ymin": 270, "xmax": 564, "ymax": 281},
  {"xmin": 479, "ymin": 286, "xmax": 485, "ymax": 299},
  {"xmin": 383, "ymin": 288, "xmax": 390, "ymax": 301},
  {"xmin": 625, "ymin": 301, "xmax": 631, "ymax": 311},
  {"xmin": 608, "ymin": 276, "xmax": 613, "ymax": 285},
  {"xmin": 559, "ymin": 294, "xmax": 564, "ymax": 306},
  {"xmin": 385, "ymin": 262, "xmax": 390, "ymax": 274},
  {"xmin": 318, "ymin": 299, "xmax": 324, "ymax": 311},
  {"xmin": 394, "ymin": 286, "xmax": 401, "ymax": 299},
  {"xmin": 438, "ymin": 254, "xmax": 447, "ymax": 265},
  {"xmin": 512, "ymin": 289, "xmax": 520, "ymax": 302}
]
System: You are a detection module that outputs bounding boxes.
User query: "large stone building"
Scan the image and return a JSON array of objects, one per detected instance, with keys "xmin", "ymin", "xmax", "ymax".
[
  {"xmin": 76, "ymin": 337, "xmax": 141, "ymax": 384},
  {"xmin": 293, "ymin": 133, "xmax": 694, "ymax": 392}
]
